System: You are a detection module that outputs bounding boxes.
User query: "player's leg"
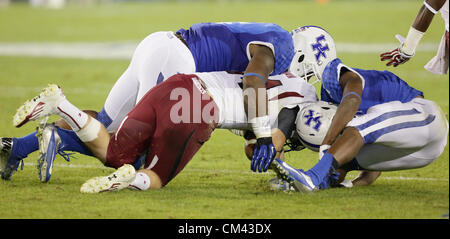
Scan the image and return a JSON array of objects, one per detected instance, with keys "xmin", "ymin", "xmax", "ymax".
[
  {"xmin": 12, "ymin": 84, "xmax": 111, "ymax": 162},
  {"xmin": 80, "ymin": 81, "xmax": 161, "ymax": 193},
  {"xmin": 130, "ymin": 75, "xmax": 217, "ymax": 190},
  {"xmin": 353, "ymin": 98, "xmax": 448, "ymax": 171},
  {"xmin": 134, "ymin": 31, "xmax": 196, "ymax": 103},
  {"xmin": 81, "ymin": 74, "xmax": 219, "ymax": 193}
]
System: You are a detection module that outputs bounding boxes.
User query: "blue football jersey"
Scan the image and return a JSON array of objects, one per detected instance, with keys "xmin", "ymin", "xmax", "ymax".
[
  {"xmin": 320, "ymin": 58, "xmax": 424, "ymax": 114},
  {"xmin": 176, "ymin": 22, "xmax": 294, "ymax": 75}
]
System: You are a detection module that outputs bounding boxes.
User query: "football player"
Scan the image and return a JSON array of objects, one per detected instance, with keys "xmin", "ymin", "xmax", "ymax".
[
  {"xmin": 8, "ymin": 70, "xmax": 317, "ymax": 192},
  {"xmin": 1, "ymin": 22, "xmax": 295, "ymax": 182},
  {"xmin": 263, "ymin": 26, "xmax": 448, "ymax": 192},
  {"xmin": 380, "ymin": 0, "xmax": 448, "ymax": 74}
]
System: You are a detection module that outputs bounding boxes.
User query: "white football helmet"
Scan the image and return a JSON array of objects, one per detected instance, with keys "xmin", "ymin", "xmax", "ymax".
[
  {"xmin": 289, "ymin": 26, "xmax": 337, "ymax": 84},
  {"xmin": 295, "ymin": 101, "xmax": 337, "ymax": 151}
]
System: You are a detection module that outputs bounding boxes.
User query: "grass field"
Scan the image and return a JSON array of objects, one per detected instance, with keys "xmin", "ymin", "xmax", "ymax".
[{"xmin": 0, "ymin": 0, "xmax": 448, "ymax": 220}]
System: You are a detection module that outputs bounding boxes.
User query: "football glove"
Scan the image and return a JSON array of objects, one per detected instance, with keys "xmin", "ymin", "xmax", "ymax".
[
  {"xmin": 380, "ymin": 34, "xmax": 414, "ymax": 67},
  {"xmin": 251, "ymin": 137, "xmax": 276, "ymax": 173}
]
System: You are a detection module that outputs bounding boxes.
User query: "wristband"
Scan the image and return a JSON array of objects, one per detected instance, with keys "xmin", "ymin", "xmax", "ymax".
[
  {"xmin": 250, "ymin": 115, "xmax": 272, "ymax": 138},
  {"xmin": 242, "ymin": 72, "xmax": 267, "ymax": 85},
  {"xmin": 424, "ymin": 1, "xmax": 438, "ymax": 14},
  {"xmin": 401, "ymin": 27, "xmax": 424, "ymax": 55},
  {"xmin": 342, "ymin": 91, "xmax": 361, "ymax": 102},
  {"xmin": 245, "ymin": 138, "xmax": 257, "ymax": 146}
]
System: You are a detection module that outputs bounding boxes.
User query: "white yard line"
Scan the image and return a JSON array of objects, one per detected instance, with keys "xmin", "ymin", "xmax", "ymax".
[
  {"xmin": 23, "ymin": 162, "xmax": 449, "ymax": 182},
  {"xmin": 0, "ymin": 42, "xmax": 440, "ymax": 60}
]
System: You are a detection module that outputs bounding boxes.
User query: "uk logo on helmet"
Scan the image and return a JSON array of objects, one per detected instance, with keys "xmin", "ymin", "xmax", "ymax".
[
  {"xmin": 311, "ymin": 35, "xmax": 329, "ymax": 62},
  {"xmin": 303, "ymin": 109, "xmax": 322, "ymax": 131}
]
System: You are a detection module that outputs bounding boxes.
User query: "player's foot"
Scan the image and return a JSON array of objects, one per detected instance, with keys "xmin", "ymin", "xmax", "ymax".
[
  {"xmin": 13, "ymin": 84, "xmax": 65, "ymax": 128},
  {"xmin": 268, "ymin": 177, "xmax": 295, "ymax": 192},
  {"xmin": 80, "ymin": 164, "xmax": 136, "ymax": 193},
  {"xmin": 318, "ymin": 169, "xmax": 340, "ymax": 189},
  {"xmin": 36, "ymin": 121, "xmax": 62, "ymax": 183},
  {"xmin": 0, "ymin": 138, "xmax": 24, "ymax": 180},
  {"xmin": 272, "ymin": 158, "xmax": 317, "ymax": 193}
]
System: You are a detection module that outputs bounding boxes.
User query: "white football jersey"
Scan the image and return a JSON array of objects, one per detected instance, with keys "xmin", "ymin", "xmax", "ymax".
[{"xmin": 196, "ymin": 71, "xmax": 318, "ymax": 129}]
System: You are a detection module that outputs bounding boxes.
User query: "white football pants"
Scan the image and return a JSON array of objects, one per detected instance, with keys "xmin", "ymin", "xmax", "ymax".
[
  {"xmin": 347, "ymin": 98, "xmax": 448, "ymax": 171},
  {"xmin": 102, "ymin": 31, "xmax": 196, "ymax": 132}
]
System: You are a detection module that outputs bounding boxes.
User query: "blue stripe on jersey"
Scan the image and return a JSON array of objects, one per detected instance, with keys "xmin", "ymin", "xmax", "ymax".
[
  {"xmin": 354, "ymin": 108, "xmax": 421, "ymax": 131},
  {"xmin": 363, "ymin": 114, "xmax": 435, "ymax": 144}
]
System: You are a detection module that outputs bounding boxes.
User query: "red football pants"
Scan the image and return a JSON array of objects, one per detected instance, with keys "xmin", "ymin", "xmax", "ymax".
[{"xmin": 105, "ymin": 74, "xmax": 218, "ymax": 187}]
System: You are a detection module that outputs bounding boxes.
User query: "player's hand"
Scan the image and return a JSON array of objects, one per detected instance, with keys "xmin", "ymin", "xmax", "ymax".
[
  {"xmin": 380, "ymin": 48, "xmax": 413, "ymax": 67},
  {"xmin": 251, "ymin": 137, "xmax": 276, "ymax": 173},
  {"xmin": 380, "ymin": 34, "xmax": 413, "ymax": 67}
]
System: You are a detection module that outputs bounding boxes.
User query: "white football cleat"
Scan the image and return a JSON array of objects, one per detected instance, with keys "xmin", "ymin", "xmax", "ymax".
[
  {"xmin": 80, "ymin": 164, "xmax": 136, "ymax": 193},
  {"xmin": 13, "ymin": 84, "xmax": 65, "ymax": 128}
]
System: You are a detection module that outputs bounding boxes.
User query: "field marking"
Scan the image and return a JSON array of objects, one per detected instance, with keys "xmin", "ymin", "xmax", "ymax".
[
  {"xmin": 0, "ymin": 42, "xmax": 440, "ymax": 60},
  {"xmin": 23, "ymin": 162, "xmax": 449, "ymax": 182}
]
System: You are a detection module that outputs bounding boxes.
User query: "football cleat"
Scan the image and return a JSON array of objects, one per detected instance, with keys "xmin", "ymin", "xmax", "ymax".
[
  {"xmin": 268, "ymin": 177, "xmax": 295, "ymax": 192},
  {"xmin": 0, "ymin": 138, "xmax": 24, "ymax": 180},
  {"xmin": 80, "ymin": 164, "xmax": 136, "ymax": 193},
  {"xmin": 13, "ymin": 84, "xmax": 65, "ymax": 128},
  {"xmin": 272, "ymin": 158, "xmax": 317, "ymax": 193},
  {"xmin": 36, "ymin": 121, "xmax": 62, "ymax": 183}
]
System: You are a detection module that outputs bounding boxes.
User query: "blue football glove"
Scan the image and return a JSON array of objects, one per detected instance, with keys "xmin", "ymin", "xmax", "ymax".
[{"xmin": 251, "ymin": 137, "xmax": 276, "ymax": 173}]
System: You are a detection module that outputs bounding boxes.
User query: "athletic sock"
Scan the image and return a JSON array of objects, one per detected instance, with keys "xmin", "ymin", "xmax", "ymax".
[
  {"xmin": 55, "ymin": 100, "xmax": 88, "ymax": 132},
  {"xmin": 56, "ymin": 127, "xmax": 93, "ymax": 156},
  {"xmin": 306, "ymin": 153, "xmax": 339, "ymax": 186},
  {"xmin": 128, "ymin": 172, "xmax": 151, "ymax": 191},
  {"xmin": 11, "ymin": 132, "xmax": 39, "ymax": 159}
]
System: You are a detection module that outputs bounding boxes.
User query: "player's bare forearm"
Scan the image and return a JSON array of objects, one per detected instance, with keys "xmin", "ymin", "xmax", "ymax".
[
  {"xmin": 322, "ymin": 71, "xmax": 362, "ymax": 145},
  {"xmin": 272, "ymin": 128, "xmax": 286, "ymax": 159},
  {"xmin": 411, "ymin": 0, "xmax": 446, "ymax": 32},
  {"xmin": 243, "ymin": 44, "xmax": 274, "ymax": 118},
  {"xmin": 412, "ymin": 0, "xmax": 446, "ymax": 32}
]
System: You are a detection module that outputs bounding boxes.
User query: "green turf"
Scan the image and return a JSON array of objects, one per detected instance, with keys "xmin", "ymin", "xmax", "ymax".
[
  {"xmin": 0, "ymin": 1, "xmax": 448, "ymax": 219},
  {"xmin": 0, "ymin": 0, "xmax": 445, "ymax": 43}
]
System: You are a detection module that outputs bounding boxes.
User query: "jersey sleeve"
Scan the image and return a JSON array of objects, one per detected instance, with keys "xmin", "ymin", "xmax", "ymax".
[
  {"xmin": 242, "ymin": 24, "xmax": 294, "ymax": 75},
  {"xmin": 271, "ymin": 32, "xmax": 295, "ymax": 75},
  {"xmin": 320, "ymin": 58, "xmax": 365, "ymax": 103},
  {"xmin": 320, "ymin": 58, "xmax": 343, "ymax": 103}
]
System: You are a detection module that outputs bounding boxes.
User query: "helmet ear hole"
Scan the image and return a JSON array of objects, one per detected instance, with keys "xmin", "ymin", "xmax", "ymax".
[{"xmin": 298, "ymin": 54, "xmax": 305, "ymax": 63}]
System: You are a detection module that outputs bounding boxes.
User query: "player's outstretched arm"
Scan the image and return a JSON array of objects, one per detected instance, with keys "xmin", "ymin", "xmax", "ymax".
[
  {"xmin": 244, "ymin": 44, "xmax": 277, "ymax": 173},
  {"xmin": 380, "ymin": 0, "xmax": 447, "ymax": 67},
  {"xmin": 321, "ymin": 70, "xmax": 362, "ymax": 147}
]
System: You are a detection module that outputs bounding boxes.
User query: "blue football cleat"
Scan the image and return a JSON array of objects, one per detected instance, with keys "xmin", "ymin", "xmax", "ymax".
[
  {"xmin": 36, "ymin": 122, "xmax": 62, "ymax": 183},
  {"xmin": 271, "ymin": 158, "xmax": 317, "ymax": 193},
  {"xmin": 0, "ymin": 138, "xmax": 24, "ymax": 180}
]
